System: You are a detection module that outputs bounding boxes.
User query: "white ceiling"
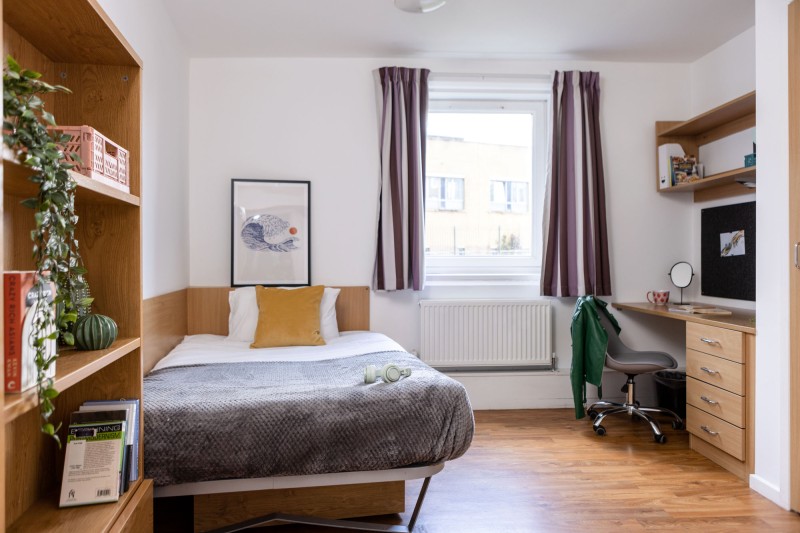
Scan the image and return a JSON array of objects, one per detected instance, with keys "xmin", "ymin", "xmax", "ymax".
[{"xmin": 162, "ymin": 0, "xmax": 754, "ymax": 62}]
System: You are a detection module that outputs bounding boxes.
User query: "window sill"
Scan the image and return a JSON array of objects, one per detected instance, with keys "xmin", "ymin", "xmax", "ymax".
[{"xmin": 425, "ymin": 274, "xmax": 539, "ymax": 288}]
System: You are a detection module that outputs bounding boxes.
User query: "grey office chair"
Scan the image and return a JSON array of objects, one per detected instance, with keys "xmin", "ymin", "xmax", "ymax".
[{"xmin": 587, "ymin": 309, "xmax": 684, "ymax": 443}]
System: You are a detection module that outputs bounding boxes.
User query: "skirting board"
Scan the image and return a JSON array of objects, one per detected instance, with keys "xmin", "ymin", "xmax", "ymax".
[
  {"xmin": 447, "ymin": 370, "xmax": 657, "ymax": 409},
  {"xmin": 749, "ymin": 474, "xmax": 790, "ymax": 510}
]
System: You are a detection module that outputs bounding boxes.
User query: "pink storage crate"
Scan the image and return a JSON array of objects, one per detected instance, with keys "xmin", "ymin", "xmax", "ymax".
[{"xmin": 54, "ymin": 126, "xmax": 130, "ymax": 193}]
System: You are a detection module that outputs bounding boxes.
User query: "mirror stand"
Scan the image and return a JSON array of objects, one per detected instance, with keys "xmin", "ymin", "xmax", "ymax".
[{"xmin": 668, "ymin": 261, "xmax": 695, "ymax": 305}]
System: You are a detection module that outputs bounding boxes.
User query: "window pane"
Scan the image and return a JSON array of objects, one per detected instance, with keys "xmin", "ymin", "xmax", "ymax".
[
  {"xmin": 426, "ymin": 112, "xmax": 533, "ymax": 257},
  {"xmin": 427, "ymin": 177, "xmax": 442, "ymax": 207}
]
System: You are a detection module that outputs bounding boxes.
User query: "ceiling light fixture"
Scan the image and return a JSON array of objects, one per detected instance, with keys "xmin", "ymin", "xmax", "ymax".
[{"xmin": 394, "ymin": 0, "xmax": 447, "ymax": 14}]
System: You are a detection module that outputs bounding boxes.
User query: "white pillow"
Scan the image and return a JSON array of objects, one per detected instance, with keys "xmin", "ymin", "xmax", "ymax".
[{"xmin": 228, "ymin": 286, "xmax": 340, "ymax": 343}]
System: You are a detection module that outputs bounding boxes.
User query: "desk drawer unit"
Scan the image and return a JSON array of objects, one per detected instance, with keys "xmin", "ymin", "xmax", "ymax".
[
  {"xmin": 686, "ymin": 377, "xmax": 745, "ymax": 427},
  {"xmin": 686, "ymin": 349, "xmax": 745, "ymax": 395},
  {"xmin": 686, "ymin": 322, "xmax": 744, "ymax": 362},
  {"xmin": 686, "ymin": 405, "xmax": 745, "ymax": 460}
]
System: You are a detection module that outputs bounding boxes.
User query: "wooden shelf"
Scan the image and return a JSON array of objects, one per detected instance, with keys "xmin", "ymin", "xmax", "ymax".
[
  {"xmin": 659, "ymin": 92, "xmax": 756, "ymax": 137},
  {"xmin": 661, "ymin": 166, "xmax": 756, "ymax": 194},
  {"xmin": 4, "ymin": 338, "xmax": 141, "ymax": 424},
  {"xmin": 3, "ymin": 157, "xmax": 140, "ymax": 206},
  {"xmin": 656, "ymin": 92, "xmax": 756, "ymax": 201},
  {"xmin": 3, "ymin": 0, "xmax": 141, "ymax": 67},
  {"xmin": 7, "ymin": 479, "xmax": 149, "ymax": 533}
]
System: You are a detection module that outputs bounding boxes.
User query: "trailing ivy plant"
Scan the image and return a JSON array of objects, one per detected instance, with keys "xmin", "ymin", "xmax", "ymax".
[{"xmin": 3, "ymin": 56, "xmax": 91, "ymax": 446}]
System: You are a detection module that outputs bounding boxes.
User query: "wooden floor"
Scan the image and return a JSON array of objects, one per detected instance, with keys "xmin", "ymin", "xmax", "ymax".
[{"xmin": 164, "ymin": 409, "xmax": 800, "ymax": 532}]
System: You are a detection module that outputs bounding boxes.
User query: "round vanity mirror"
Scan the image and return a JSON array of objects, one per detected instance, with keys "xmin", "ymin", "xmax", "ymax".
[
  {"xmin": 668, "ymin": 261, "xmax": 694, "ymax": 305},
  {"xmin": 669, "ymin": 261, "xmax": 694, "ymax": 288}
]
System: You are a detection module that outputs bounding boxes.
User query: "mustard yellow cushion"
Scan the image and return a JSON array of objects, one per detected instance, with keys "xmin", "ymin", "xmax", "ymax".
[{"xmin": 251, "ymin": 285, "xmax": 326, "ymax": 348}]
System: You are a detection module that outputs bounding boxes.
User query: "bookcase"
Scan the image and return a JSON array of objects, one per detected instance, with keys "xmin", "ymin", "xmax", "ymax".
[
  {"xmin": 656, "ymin": 91, "xmax": 756, "ymax": 202},
  {"xmin": 2, "ymin": 0, "xmax": 152, "ymax": 531}
]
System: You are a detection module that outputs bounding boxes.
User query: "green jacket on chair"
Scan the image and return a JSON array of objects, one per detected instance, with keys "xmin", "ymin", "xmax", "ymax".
[{"xmin": 570, "ymin": 296, "xmax": 621, "ymax": 419}]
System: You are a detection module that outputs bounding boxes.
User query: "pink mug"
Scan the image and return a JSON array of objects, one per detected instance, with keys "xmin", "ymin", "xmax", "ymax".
[{"xmin": 647, "ymin": 290, "xmax": 670, "ymax": 305}]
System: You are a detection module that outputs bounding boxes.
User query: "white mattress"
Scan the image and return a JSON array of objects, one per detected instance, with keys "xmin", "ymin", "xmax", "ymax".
[{"xmin": 151, "ymin": 331, "xmax": 406, "ymax": 371}]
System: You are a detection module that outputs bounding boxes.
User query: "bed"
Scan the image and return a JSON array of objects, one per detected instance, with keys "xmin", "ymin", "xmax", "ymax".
[{"xmin": 142, "ymin": 286, "xmax": 474, "ymax": 532}]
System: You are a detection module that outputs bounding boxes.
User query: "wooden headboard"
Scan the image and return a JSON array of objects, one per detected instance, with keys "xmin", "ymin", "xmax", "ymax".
[{"xmin": 143, "ymin": 286, "xmax": 370, "ymax": 374}]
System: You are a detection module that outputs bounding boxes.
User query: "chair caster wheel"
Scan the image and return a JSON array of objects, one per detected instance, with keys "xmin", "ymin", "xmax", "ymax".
[
  {"xmin": 672, "ymin": 420, "xmax": 684, "ymax": 430},
  {"xmin": 588, "ymin": 409, "xmax": 598, "ymax": 420},
  {"xmin": 594, "ymin": 425, "xmax": 606, "ymax": 436},
  {"xmin": 654, "ymin": 434, "xmax": 667, "ymax": 444}
]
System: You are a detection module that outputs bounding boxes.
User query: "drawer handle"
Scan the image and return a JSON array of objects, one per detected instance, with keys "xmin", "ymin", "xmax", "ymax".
[
  {"xmin": 700, "ymin": 395, "xmax": 718, "ymax": 405},
  {"xmin": 700, "ymin": 425, "xmax": 719, "ymax": 436},
  {"xmin": 700, "ymin": 366, "xmax": 719, "ymax": 375},
  {"xmin": 699, "ymin": 337, "xmax": 720, "ymax": 346}
]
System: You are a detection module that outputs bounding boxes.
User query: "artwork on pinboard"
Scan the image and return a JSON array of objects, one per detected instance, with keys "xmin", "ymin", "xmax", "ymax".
[
  {"xmin": 701, "ymin": 201, "xmax": 755, "ymax": 301},
  {"xmin": 231, "ymin": 179, "xmax": 310, "ymax": 287}
]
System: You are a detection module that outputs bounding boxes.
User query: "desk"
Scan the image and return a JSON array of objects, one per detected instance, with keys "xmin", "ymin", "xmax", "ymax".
[{"xmin": 613, "ymin": 302, "xmax": 755, "ymax": 479}]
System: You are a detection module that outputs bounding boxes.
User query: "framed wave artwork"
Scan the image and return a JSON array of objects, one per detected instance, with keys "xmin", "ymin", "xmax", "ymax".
[{"xmin": 231, "ymin": 179, "xmax": 311, "ymax": 287}]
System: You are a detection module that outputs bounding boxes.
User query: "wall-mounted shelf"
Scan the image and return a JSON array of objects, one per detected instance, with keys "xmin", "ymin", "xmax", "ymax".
[
  {"xmin": 657, "ymin": 91, "xmax": 756, "ymax": 202},
  {"xmin": 660, "ymin": 166, "xmax": 756, "ymax": 202}
]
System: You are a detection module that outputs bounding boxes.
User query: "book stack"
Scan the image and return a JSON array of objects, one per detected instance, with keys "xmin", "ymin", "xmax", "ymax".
[
  {"xmin": 669, "ymin": 155, "xmax": 700, "ymax": 186},
  {"xmin": 59, "ymin": 399, "xmax": 140, "ymax": 507}
]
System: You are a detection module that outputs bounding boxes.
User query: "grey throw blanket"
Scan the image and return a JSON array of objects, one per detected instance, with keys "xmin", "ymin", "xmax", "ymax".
[{"xmin": 144, "ymin": 351, "xmax": 474, "ymax": 487}]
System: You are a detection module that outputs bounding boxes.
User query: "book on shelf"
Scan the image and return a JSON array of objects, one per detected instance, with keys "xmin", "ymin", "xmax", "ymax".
[
  {"xmin": 658, "ymin": 143, "xmax": 684, "ymax": 189},
  {"xmin": 3, "ymin": 271, "xmax": 56, "ymax": 393},
  {"xmin": 80, "ymin": 399, "xmax": 140, "ymax": 489},
  {"xmin": 59, "ymin": 410, "xmax": 128, "ymax": 507},
  {"xmin": 670, "ymin": 154, "xmax": 700, "ymax": 186}
]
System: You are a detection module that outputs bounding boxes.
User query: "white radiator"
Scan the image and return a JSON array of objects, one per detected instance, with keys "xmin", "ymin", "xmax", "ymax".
[{"xmin": 419, "ymin": 300, "xmax": 553, "ymax": 370}]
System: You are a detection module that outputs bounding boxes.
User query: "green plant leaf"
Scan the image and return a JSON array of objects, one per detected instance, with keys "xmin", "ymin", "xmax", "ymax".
[
  {"xmin": 61, "ymin": 331, "xmax": 75, "ymax": 345},
  {"xmin": 6, "ymin": 55, "xmax": 21, "ymax": 72},
  {"xmin": 20, "ymin": 197, "xmax": 37, "ymax": 209}
]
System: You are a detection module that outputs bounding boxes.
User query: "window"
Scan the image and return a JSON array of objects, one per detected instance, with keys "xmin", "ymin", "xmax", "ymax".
[
  {"xmin": 428, "ymin": 176, "xmax": 465, "ymax": 211},
  {"xmin": 424, "ymin": 75, "xmax": 549, "ymax": 284},
  {"xmin": 490, "ymin": 180, "xmax": 529, "ymax": 213}
]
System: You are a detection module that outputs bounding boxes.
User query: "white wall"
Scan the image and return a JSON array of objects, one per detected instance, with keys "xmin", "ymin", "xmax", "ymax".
[
  {"xmin": 751, "ymin": 0, "xmax": 791, "ymax": 509},
  {"xmin": 690, "ymin": 27, "xmax": 756, "ymax": 115},
  {"xmin": 686, "ymin": 28, "xmax": 757, "ymax": 311},
  {"xmin": 188, "ymin": 57, "xmax": 692, "ymax": 407},
  {"xmin": 96, "ymin": 0, "xmax": 191, "ymax": 299}
]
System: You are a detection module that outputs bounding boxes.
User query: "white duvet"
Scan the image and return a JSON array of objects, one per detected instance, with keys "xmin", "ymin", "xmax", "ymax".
[{"xmin": 151, "ymin": 331, "xmax": 406, "ymax": 372}]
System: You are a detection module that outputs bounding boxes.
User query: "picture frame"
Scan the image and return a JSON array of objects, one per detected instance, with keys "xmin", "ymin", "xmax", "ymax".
[{"xmin": 231, "ymin": 179, "xmax": 311, "ymax": 287}]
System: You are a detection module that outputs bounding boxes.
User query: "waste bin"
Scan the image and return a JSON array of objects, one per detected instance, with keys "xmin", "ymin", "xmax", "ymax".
[{"xmin": 653, "ymin": 371, "xmax": 686, "ymax": 419}]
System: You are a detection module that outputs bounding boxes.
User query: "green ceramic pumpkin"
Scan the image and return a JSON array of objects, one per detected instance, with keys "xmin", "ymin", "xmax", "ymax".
[{"xmin": 74, "ymin": 314, "xmax": 118, "ymax": 351}]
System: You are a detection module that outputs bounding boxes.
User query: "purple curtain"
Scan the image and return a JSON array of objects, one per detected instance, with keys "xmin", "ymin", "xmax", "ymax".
[
  {"xmin": 541, "ymin": 71, "xmax": 611, "ymax": 297},
  {"xmin": 374, "ymin": 67, "xmax": 429, "ymax": 291}
]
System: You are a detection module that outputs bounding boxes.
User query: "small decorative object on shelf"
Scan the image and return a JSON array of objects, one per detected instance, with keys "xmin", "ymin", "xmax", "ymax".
[
  {"xmin": 73, "ymin": 313, "xmax": 118, "ymax": 351},
  {"xmin": 54, "ymin": 125, "xmax": 130, "ymax": 193},
  {"xmin": 744, "ymin": 153, "xmax": 756, "ymax": 168}
]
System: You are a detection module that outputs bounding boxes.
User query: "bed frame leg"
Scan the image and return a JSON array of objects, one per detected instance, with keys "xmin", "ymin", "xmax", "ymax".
[
  {"xmin": 406, "ymin": 475, "xmax": 431, "ymax": 532},
  {"xmin": 205, "ymin": 476, "xmax": 434, "ymax": 533}
]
